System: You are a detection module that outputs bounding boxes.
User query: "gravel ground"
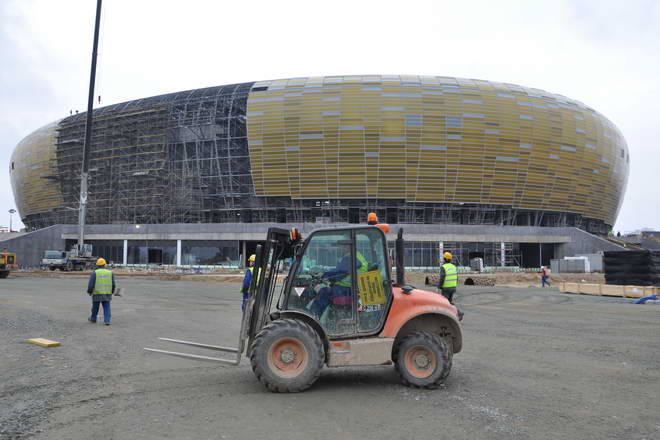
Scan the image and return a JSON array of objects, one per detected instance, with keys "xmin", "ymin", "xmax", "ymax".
[{"xmin": 1, "ymin": 276, "xmax": 659, "ymax": 440}]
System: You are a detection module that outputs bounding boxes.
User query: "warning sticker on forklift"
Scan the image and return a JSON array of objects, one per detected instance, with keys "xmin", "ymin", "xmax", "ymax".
[{"xmin": 358, "ymin": 270, "xmax": 386, "ymax": 305}]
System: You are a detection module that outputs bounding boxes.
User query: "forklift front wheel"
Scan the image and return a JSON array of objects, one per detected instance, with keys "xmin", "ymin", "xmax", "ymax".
[
  {"xmin": 250, "ymin": 319, "xmax": 324, "ymax": 393},
  {"xmin": 394, "ymin": 331, "xmax": 452, "ymax": 389}
]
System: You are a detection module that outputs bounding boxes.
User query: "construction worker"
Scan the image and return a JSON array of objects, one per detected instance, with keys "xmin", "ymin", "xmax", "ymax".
[
  {"xmin": 541, "ymin": 265, "xmax": 551, "ymax": 287},
  {"xmin": 87, "ymin": 258, "xmax": 116, "ymax": 325},
  {"xmin": 309, "ymin": 247, "xmax": 368, "ymax": 317},
  {"xmin": 438, "ymin": 252, "xmax": 458, "ymax": 304},
  {"xmin": 241, "ymin": 254, "xmax": 257, "ymax": 311}
]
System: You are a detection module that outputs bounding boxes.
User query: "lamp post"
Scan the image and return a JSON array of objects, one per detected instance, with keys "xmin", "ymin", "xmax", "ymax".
[{"xmin": 8, "ymin": 209, "xmax": 16, "ymax": 232}]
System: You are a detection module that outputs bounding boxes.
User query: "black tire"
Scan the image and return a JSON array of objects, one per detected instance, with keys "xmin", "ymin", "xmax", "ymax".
[
  {"xmin": 394, "ymin": 331, "xmax": 452, "ymax": 389},
  {"xmin": 49, "ymin": 266, "xmax": 56, "ymax": 271},
  {"xmin": 250, "ymin": 319, "xmax": 324, "ymax": 393},
  {"xmin": 0, "ymin": 271, "xmax": 8, "ymax": 279}
]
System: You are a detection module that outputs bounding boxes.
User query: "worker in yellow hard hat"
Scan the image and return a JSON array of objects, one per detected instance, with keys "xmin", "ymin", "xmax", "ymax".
[
  {"xmin": 241, "ymin": 254, "xmax": 258, "ymax": 311},
  {"xmin": 438, "ymin": 251, "xmax": 458, "ymax": 304},
  {"xmin": 87, "ymin": 257, "xmax": 116, "ymax": 325}
]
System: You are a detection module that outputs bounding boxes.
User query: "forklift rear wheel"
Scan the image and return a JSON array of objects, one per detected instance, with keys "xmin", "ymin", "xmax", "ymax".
[
  {"xmin": 250, "ymin": 319, "xmax": 324, "ymax": 393},
  {"xmin": 394, "ymin": 331, "xmax": 452, "ymax": 389}
]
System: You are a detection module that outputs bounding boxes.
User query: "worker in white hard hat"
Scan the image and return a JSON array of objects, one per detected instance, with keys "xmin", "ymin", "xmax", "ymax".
[
  {"xmin": 241, "ymin": 254, "xmax": 258, "ymax": 311},
  {"xmin": 87, "ymin": 257, "xmax": 116, "ymax": 325}
]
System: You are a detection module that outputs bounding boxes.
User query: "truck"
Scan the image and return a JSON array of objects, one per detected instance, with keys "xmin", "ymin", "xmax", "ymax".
[
  {"xmin": 0, "ymin": 249, "xmax": 17, "ymax": 278},
  {"xmin": 146, "ymin": 221, "xmax": 464, "ymax": 392},
  {"xmin": 41, "ymin": 244, "xmax": 97, "ymax": 271}
]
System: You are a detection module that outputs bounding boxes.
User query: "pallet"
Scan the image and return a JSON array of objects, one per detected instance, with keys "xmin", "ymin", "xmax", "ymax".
[{"xmin": 559, "ymin": 282, "xmax": 659, "ymax": 298}]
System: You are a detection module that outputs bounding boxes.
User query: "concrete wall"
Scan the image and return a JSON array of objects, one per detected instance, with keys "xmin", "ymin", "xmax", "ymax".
[
  {"xmin": 0, "ymin": 225, "xmax": 65, "ymax": 267},
  {"xmin": 60, "ymin": 222, "xmax": 577, "ymax": 244},
  {"xmin": 556, "ymin": 228, "xmax": 626, "ymax": 258},
  {"xmin": 6, "ymin": 222, "xmax": 628, "ymax": 268}
]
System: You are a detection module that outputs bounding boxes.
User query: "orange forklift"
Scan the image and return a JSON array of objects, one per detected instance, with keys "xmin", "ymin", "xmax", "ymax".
[
  {"xmin": 146, "ymin": 221, "xmax": 463, "ymax": 392},
  {"xmin": 0, "ymin": 248, "xmax": 17, "ymax": 279}
]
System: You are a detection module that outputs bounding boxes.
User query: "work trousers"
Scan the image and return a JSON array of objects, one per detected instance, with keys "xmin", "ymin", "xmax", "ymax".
[
  {"xmin": 441, "ymin": 287, "xmax": 456, "ymax": 304},
  {"xmin": 91, "ymin": 300, "xmax": 111, "ymax": 324}
]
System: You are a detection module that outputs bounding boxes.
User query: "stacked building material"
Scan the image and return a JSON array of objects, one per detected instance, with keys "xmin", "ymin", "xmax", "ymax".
[{"xmin": 603, "ymin": 251, "xmax": 660, "ymax": 286}]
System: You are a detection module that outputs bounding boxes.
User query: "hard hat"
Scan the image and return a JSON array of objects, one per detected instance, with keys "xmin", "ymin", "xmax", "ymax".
[
  {"xmin": 367, "ymin": 212, "xmax": 378, "ymax": 224},
  {"xmin": 442, "ymin": 252, "xmax": 452, "ymax": 261},
  {"xmin": 248, "ymin": 254, "xmax": 256, "ymax": 262},
  {"xmin": 96, "ymin": 258, "xmax": 107, "ymax": 266}
]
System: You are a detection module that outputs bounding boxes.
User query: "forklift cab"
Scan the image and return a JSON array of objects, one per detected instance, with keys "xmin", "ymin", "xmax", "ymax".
[{"xmin": 283, "ymin": 226, "xmax": 392, "ymax": 337}]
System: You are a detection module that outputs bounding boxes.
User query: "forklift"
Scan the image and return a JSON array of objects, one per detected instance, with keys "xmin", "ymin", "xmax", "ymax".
[
  {"xmin": 146, "ymin": 223, "xmax": 463, "ymax": 392},
  {"xmin": 0, "ymin": 248, "xmax": 17, "ymax": 278}
]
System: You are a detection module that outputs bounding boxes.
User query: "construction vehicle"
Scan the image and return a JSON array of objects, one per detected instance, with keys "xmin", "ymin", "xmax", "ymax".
[
  {"xmin": 41, "ymin": 244, "xmax": 96, "ymax": 271},
  {"xmin": 0, "ymin": 248, "xmax": 17, "ymax": 278},
  {"xmin": 146, "ymin": 223, "xmax": 463, "ymax": 392}
]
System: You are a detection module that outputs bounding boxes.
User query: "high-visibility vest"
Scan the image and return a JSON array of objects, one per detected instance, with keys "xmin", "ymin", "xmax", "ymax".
[
  {"xmin": 337, "ymin": 252, "xmax": 368, "ymax": 287},
  {"xmin": 93, "ymin": 268, "xmax": 113, "ymax": 295},
  {"xmin": 248, "ymin": 266, "xmax": 260, "ymax": 284},
  {"xmin": 441, "ymin": 263, "xmax": 458, "ymax": 288}
]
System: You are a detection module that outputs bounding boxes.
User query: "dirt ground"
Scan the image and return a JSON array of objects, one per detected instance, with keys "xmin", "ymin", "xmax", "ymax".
[
  {"xmin": 1, "ymin": 276, "xmax": 659, "ymax": 440},
  {"xmin": 404, "ymin": 270, "xmax": 605, "ymax": 289},
  {"xmin": 12, "ymin": 268, "xmax": 603, "ymax": 288}
]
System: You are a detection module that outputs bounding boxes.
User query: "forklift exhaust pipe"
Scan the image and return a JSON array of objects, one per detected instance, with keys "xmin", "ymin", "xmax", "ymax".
[{"xmin": 395, "ymin": 228, "xmax": 405, "ymax": 286}]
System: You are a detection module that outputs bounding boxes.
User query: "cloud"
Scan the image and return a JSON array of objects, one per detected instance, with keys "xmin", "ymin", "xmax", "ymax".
[{"xmin": 1, "ymin": 0, "xmax": 658, "ymax": 232}]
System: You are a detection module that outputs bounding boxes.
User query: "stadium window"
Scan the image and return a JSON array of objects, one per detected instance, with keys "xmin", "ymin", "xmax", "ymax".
[{"xmin": 446, "ymin": 116, "xmax": 462, "ymax": 128}]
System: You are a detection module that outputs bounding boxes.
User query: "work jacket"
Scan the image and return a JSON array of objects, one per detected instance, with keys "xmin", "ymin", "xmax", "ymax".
[
  {"xmin": 335, "ymin": 252, "xmax": 368, "ymax": 288},
  {"xmin": 440, "ymin": 263, "xmax": 458, "ymax": 288},
  {"xmin": 87, "ymin": 267, "xmax": 116, "ymax": 302}
]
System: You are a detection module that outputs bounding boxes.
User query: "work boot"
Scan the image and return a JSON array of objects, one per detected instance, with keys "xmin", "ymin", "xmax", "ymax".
[
  {"xmin": 104, "ymin": 322, "xmax": 110, "ymax": 326},
  {"xmin": 88, "ymin": 318, "xmax": 96, "ymax": 323}
]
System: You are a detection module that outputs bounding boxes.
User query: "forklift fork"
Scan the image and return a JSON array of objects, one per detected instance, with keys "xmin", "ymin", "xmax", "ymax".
[
  {"xmin": 143, "ymin": 240, "xmax": 277, "ymax": 365},
  {"xmin": 144, "ymin": 338, "xmax": 241, "ymax": 365}
]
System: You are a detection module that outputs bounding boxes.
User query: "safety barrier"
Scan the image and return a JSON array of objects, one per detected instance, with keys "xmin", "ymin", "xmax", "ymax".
[{"xmin": 559, "ymin": 282, "xmax": 659, "ymax": 299}]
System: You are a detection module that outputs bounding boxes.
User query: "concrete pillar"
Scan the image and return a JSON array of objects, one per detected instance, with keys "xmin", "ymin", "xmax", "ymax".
[
  {"xmin": 176, "ymin": 239, "xmax": 181, "ymax": 266},
  {"xmin": 438, "ymin": 241, "xmax": 443, "ymax": 267},
  {"xmin": 122, "ymin": 239, "xmax": 127, "ymax": 265},
  {"xmin": 500, "ymin": 242, "xmax": 506, "ymax": 267},
  {"xmin": 242, "ymin": 241, "xmax": 247, "ymax": 268}
]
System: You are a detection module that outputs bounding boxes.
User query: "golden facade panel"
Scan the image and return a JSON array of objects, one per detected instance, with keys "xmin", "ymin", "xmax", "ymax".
[
  {"xmin": 10, "ymin": 121, "xmax": 64, "ymax": 219},
  {"xmin": 247, "ymin": 75, "xmax": 628, "ymax": 225}
]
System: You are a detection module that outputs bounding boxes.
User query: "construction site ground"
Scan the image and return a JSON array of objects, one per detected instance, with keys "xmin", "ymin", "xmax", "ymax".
[
  {"xmin": 1, "ymin": 276, "xmax": 658, "ymax": 440},
  {"xmin": 10, "ymin": 268, "xmax": 605, "ymax": 289}
]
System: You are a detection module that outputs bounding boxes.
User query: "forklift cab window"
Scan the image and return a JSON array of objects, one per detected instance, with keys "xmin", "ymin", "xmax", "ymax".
[
  {"xmin": 356, "ymin": 228, "xmax": 392, "ymax": 333},
  {"xmin": 287, "ymin": 230, "xmax": 356, "ymax": 336}
]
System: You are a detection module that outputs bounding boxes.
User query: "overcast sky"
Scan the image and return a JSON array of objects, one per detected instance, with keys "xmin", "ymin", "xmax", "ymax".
[{"xmin": 1, "ymin": 0, "xmax": 658, "ymax": 233}]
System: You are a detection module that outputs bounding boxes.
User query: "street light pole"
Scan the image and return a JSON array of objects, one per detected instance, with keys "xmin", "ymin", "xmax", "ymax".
[{"xmin": 8, "ymin": 209, "xmax": 16, "ymax": 233}]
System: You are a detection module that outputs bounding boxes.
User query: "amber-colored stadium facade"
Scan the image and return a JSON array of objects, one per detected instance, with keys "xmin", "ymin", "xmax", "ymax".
[{"xmin": 10, "ymin": 75, "xmax": 629, "ymax": 233}]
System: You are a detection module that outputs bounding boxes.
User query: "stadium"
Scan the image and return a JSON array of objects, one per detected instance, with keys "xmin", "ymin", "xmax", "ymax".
[{"xmin": 8, "ymin": 75, "xmax": 630, "ymax": 267}]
